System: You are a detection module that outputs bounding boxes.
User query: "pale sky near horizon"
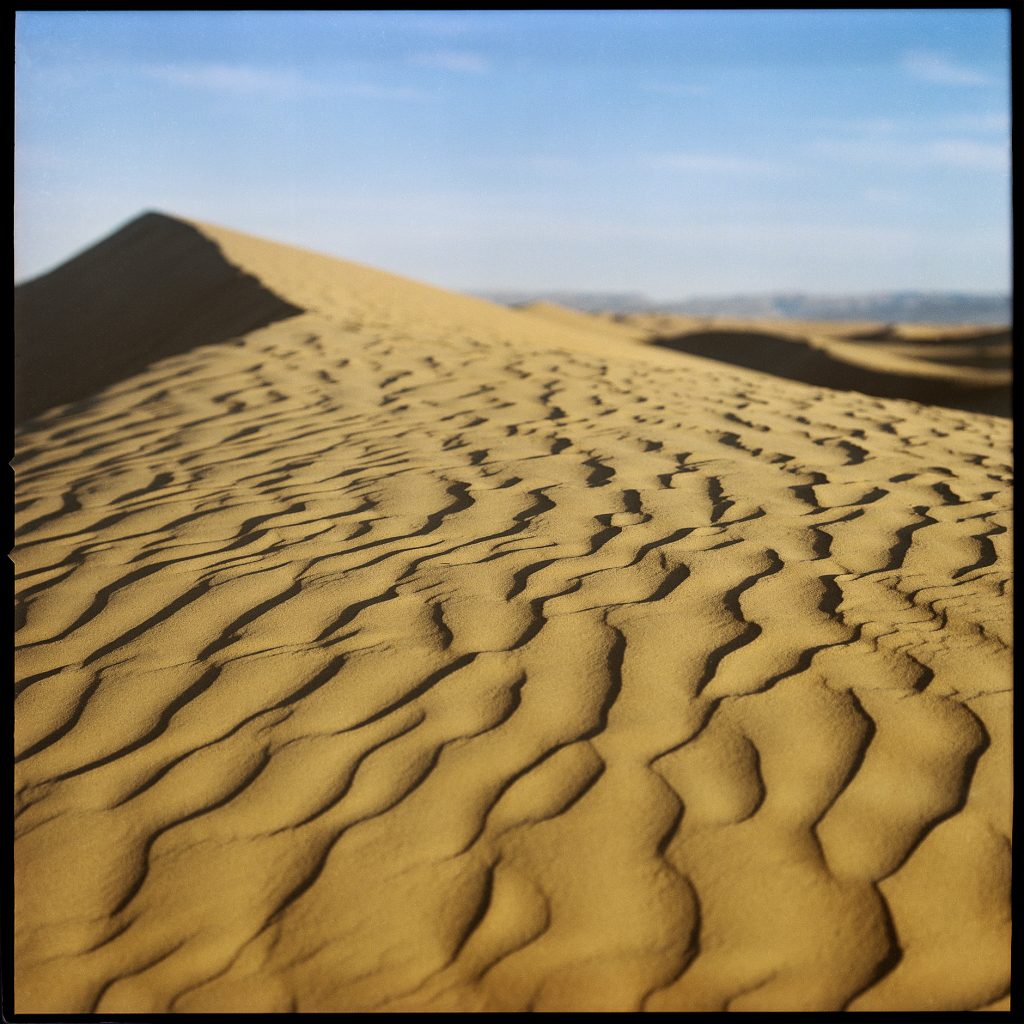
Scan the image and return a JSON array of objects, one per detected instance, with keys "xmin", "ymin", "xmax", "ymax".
[{"xmin": 15, "ymin": 9, "xmax": 1011, "ymax": 298}]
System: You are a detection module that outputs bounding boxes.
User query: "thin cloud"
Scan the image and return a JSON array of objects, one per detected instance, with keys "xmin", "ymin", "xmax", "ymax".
[
  {"xmin": 410, "ymin": 50, "xmax": 489, "ymax": 74},
  {"xmin": 925, "ymin": 139, "xmax": 1008, "ymax": 171},
  {"xmin": 814, "ymin": 137, "xmax": 1008, "ymax": 172},
  {"xmin": 943, "ymin": 112, "xmax": 1009, "ymax": 134},
  {"xmin": 812, "ymin": 117, "xmax": 902, "ymax": 135},
  {"xmin": 338, "ymin": 83, "xmax": 434, "ymax": 102},
  {"xmin": 863, "ymin": 188, "xmax": 909, "ymax": 205},
  {"xmin": 641, "ymin": 82, "xmax": 710, "ymax": 98},
  {"xmin": 143, "ymin": 63, "xmax": 432, "ymax": 102},
  {"xmin": 521, "ymin": 156, "xmax": 580, "ymax": 175},
  {"xmin": 648, "ymin": 153, "xmax": 787, "ymax": 176},
  {"xmin": 144, "ymin": 62, "xmax": 325, "ymax": 97},
  {"xmin": 902, "ymin": 50, "xmax": 992, "ymax": 87},
  {"xmin": 818, "ymin": 113, "xmax": 1008, "ymax": 136}
]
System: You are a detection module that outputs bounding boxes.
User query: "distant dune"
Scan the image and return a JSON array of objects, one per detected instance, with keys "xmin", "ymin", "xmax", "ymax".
[
  {"xmin": 14, "ymin": 214, "xmax": 1011, "ymax": 1012},
  {"xmin": 516, "ymin": 304, "xmax": 1011, "ymax": 417}
]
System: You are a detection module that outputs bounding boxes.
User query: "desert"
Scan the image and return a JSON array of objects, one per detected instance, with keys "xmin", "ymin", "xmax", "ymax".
[{"xmin": 12, "ymin": 212, "xmax": 1012, "ymax": 1013}]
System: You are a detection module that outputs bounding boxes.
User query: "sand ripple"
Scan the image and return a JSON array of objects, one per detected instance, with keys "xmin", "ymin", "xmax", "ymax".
[{"xmin": 13, "ymin": 218, "xmax": 1012, "ymax": 1012}]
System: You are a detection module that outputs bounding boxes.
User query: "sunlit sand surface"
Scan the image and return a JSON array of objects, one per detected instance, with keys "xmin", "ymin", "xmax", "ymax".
[{"xmin": 14, "ymin": 214, "xmax": 1011, "ymax": 1012}]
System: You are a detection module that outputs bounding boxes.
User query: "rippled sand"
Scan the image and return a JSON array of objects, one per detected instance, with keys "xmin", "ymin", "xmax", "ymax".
[{"xmin": 13, "ymin": 214, "xmax": 1012, "ymax": 1012}]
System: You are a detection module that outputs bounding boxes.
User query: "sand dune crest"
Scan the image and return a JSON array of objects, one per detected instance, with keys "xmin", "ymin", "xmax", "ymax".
[{"xmin": 14, "ymin": 212, "xmax": 305, "ymax": 423}]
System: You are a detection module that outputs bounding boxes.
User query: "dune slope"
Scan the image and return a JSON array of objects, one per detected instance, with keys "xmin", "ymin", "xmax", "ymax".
[
  {"xmin": 13, "ymin": 212, "xmax": 304, "ymax": 423},
  {"xmin": 516, "ymin": 305, "xmax": 1011, "ymax": 417},
  {"xmin": 649, "ymin": 327, "xmax": 1010, "ymax": 417},
  {"xmin": 13, "ymin": 215, "xmax": 1013, "ymax": 1013}
]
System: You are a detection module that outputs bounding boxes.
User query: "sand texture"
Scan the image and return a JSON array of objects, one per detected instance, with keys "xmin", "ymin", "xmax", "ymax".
[
  {"xmin": 13, "ymin": 214, "xmax": 1012, "ymax": 1013},
  {"xmin": 519, "ymin": 305, "xmax": 1012, "ymax": 418}
]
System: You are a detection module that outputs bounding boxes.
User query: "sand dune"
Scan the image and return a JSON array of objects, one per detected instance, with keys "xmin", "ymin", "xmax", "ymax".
[
  {"xmin": 517, "ymin": 304, "xmax": 1012, "ymax": 417},
  {"xmin": 13, "ymin": 213, "xmax": 304, "ymax": 423},
  {"xmin": 13, "ymin": 214, "xmax": 1012, "ymax": 1012}
]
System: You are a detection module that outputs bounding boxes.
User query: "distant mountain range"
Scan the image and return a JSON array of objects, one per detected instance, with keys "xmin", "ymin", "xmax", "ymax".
[{"xmin": 476, "ymin": 290, "xmax": 1011, "ymax": 325}]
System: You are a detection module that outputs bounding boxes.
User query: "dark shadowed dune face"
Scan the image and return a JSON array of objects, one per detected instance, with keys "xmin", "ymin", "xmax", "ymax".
[
  {"xmin": 650, "ymin": 328, "xmax": 1012, "ymax": 418},
  {"xmin": 845, "ymin": 327, "xmax": 1011, "ymax": 347},
  {"xmin": 14, "ymin": 212, "xmax": 304, "ymax": 423}
]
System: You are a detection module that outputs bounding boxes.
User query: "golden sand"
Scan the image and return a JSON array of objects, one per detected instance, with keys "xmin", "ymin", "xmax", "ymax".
[{"xmin": 13, "ymin": 214, "xmax": 1012, "ymax": 1012}]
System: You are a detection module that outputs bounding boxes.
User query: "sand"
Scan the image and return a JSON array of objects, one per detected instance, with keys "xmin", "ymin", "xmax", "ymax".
[
  {"xmin": 13, "ymin": 213, "xmax": 1012, "ymax": 1013},
  {"xmin": 519, "ymin": 305, "xmax": 1012, "ymax": 418}
]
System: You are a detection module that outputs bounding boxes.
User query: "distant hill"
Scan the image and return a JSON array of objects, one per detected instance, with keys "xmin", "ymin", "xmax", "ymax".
[{"xmin": 476, "ymin": 290, "xmax": 1011, "ymax": 325}]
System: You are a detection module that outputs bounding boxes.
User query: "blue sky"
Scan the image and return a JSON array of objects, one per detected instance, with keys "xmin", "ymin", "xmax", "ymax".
[{"xmin": 15, "ymin": 10, "xmax": 1011, "ymax": 297}]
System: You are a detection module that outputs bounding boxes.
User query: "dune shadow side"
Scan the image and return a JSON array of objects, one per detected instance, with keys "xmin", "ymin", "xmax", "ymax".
[
  {"xmin": 14, "ymin": 212, "xmax": 305, "ymax": 424},
  {"xmin": 650, "ymin": 330, "xmax": 1011, "ymax": 418},
  {"xmin": 848, "ymin": 328, "xmax": 1011, "ymax": 347}
]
